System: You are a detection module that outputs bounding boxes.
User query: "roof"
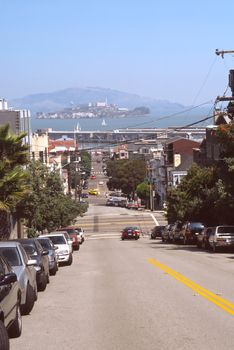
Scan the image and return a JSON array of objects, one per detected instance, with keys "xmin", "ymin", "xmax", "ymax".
[{"xmin": 0, "ymin": 241, "xmax": 21, "ymax": 248}]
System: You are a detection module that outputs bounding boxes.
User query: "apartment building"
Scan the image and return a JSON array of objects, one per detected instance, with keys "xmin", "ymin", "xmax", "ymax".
[{"xmin": 0, "ymin": 98, "xmax": 32, "ymax": 147}]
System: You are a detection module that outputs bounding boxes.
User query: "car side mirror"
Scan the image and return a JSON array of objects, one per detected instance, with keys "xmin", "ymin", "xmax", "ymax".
[
  {"xmin": 0, "ymin": 272, "xmax": 17, "ymax": 286},
  {"xmin": 27, "ymin": 259, "xmax": 38, "ymax": 266},
  {"xmin": 54, "ymin": 246, "xmax": 59, "ymax": 250},
  {"xmin": 42, "ymin": 250, "xmax": 49, "ymax": 256}
]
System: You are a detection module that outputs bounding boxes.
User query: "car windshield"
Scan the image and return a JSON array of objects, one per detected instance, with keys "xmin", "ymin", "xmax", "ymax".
[
  {"xmin": 0, "ymin": 247, "xmax": 22, "ymax": 266},
  {"xmin": 188, "ymin": 222, "xmax": 204, "ymax": 230},
  {"xmin": 48, "ymin": 236, "xmax": 66, "ymax": 244},
  {"xmin": 218, "ymin": 226, "xmax": 234, "ymax": 234},
  {"xmin": 38, "ymin": 239, "xmax": 51, "ymax": 250}
]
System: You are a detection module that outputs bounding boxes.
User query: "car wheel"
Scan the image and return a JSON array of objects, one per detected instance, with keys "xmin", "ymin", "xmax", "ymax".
[
  {"xmin": 8, "ymin": 302, "xmax": 22, "ymax": 338},
  {"xmin": 50, "ymin": 264, "xmax": 57, "ymax": 276},
  {"xmin": 20, "ymin": 284, "xmax": 35, "ymax": 315},
  {"xmin": 38, "ymin": 273, "xmax": 47, "ymax": 292},
  {"xmin": 0, "ymin": 320, "xmax": 9, "ymax": 350},
  {"xmin": 67, "ymin": 254, "xmax": 73, "ymax": 266}
]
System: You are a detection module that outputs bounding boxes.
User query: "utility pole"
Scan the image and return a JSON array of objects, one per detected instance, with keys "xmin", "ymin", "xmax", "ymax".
[{"xmin": 215, "ymin": 49, "xmax": 234, "ymax": 121}]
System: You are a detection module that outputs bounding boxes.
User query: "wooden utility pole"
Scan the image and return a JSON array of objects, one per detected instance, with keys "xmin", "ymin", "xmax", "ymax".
[{"xmin": 215, "ymin": 49, "xmax": 234, "ymax": 121}]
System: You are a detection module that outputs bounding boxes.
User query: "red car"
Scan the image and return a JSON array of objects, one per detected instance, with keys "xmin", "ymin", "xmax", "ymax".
[
  {"xmin": 90, "ymin": 175, "xmax": 96, "ymax": 180},
  {"xmin": 56, "ymin": 228, "xmax": 80, "ymax": 251},
  {"xmin": 121, "ymin": 227, "xmax": 141, "ymax": 240}
]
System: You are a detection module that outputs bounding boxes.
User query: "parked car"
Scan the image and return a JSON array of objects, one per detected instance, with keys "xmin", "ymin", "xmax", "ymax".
[
  {"xmin": 121, "ymin": 227, "xmax": 141, "ymax": 240},
  {"xmin": 13, "ymin": 239, "xmax": 50, "ymax": 292},
  {"xmin": 62, "ymin": 226, "xmax": 85, "ymax": 244},
  {"xmin": 56, "ymin": 228, "xmax": 80, "ymax": 250},
  {"xmin": 207, "ymin": 226, "xmax": 234, "ymax": 252},
  {"xmin": 0, "ymin": 320, "xmax": 9, "ymax": 350},
  {"xmin": 0, "ymin": 242, "xmax": 38, "ymax": 315},
  {"xmin": 81, "ymin": 193, "xmax": 89, "ymax": 198},
  {"xmin": 37, "ymin": 237, "xmax": 59, "ymax": 275},
  {"xmin": 197, "ymin": 227, "xmax": 209, "ymax": 249},
  {"xmin": 126, "ymin": 201, "xmax": 140, "ymax": 210},
  {"xmin": 74, "ymin": 227, "xmax": 85, "ymax": 243},
  {"xmin": 171, "ymin": 221, "xmax": 183, "ymax": 243},
  {"xmin": 180, "ymin": 222, "xmax": 205, "ymax": 244},
  {"xmin": 151, "ymin": 225, "xmax": 165, "ymax": 239},
  {"xmin": 53, "ymin": 231, "xmax": 73, "ymax": 253},
  {"xmin": 90, "ymin": 175, "xmax": 96, "ymax": 180},
  {"xmin": 39, "ymin": 233, "xmax": 73, "ymax": 266},
  {"xmin": 161, "ymin": 224, "xmax": 175, "ymax": 242},
  {"xmin": 0, "ymin": 254, "xmax": 22, "ymax": 342}
]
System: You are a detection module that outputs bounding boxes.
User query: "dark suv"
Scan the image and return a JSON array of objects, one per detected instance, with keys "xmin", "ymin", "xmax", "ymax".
[
  {"xmin": 14, "ymin": 239, "xmax": 50, "ymax": 292},
  {"xmin": 0, "ymin": 254, "xmax": 22, "ymax": 349},
  {"xmin": 151, "ymin": 226, "xmax": 165, "ymax": 239},
  {"xmin": 180, "ymin": 222, "xmax": 205, "ymax": 245}
]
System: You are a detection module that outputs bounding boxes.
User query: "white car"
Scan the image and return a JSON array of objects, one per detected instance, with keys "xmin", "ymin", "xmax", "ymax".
[
  {"xmin": 39, "ymin": 233, "xmax": 73, "ymax": 266},
  {"xmin": 74, "ymin": 227, "xmax": 85, "ymax": 244}
]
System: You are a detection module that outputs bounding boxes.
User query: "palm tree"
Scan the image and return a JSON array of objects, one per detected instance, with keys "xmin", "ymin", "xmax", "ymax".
[{"xmin": 0, "ymin": 124, "xmax": 29, "ymax": 239}]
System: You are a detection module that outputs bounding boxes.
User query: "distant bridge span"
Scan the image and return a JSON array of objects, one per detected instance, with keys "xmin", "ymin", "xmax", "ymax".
[{"xmin": 47, "ymin": 127, "xmax": 206, "ymax": 146}]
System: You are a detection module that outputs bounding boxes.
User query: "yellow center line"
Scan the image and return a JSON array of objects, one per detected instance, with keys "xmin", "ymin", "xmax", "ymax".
[{"xmin": 148, "ymin": 258, "xmax": 234, "ymax": 316}]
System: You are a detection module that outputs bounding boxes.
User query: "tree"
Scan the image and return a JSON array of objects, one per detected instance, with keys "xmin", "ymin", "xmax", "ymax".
[
  {"xmin": 136, "ymin": 181, "xmax": 150, "ymax": 207},
  {"xmin": 17, "ymin": 161, "xmax": 87, "ymax": 233},
  {"xmin": 106, "ymin": 159, "xmax": 147, "ymax": 195},
  {"xmin": 0, "ymin": 124, "xmax": 29, "ymax": 239},
  {"xmin": 166, "ymin": 121, "xmax": 234, "ymax": 225}
]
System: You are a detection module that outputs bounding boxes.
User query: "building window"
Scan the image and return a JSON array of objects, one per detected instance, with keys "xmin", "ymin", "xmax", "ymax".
[{"xmin": 39, "ymin": 151, "xmax": 44, "ymax": 163}]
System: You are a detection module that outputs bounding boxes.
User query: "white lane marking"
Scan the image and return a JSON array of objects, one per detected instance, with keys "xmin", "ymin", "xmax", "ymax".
[{"xmin": 151, "ymin": 213, "xmax": 159, "ymax": 226}]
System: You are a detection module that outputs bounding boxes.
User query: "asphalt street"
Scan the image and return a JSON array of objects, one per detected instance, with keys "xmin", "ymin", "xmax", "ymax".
[{"xmin": 11, "ymin": 204, "xmax": 234, "ymax": 350}]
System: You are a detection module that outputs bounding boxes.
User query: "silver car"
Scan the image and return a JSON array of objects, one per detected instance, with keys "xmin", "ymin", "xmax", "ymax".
[
  {"xmin": 207, "ymin": 225, "xmax": 234, "ymax": 252},
  {"xmin": 0, "ymin": 241, "xmax": 38, "ymax": 315}
]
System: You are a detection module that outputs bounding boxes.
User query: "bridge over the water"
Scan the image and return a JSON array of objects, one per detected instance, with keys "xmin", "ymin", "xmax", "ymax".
[{"xmin": 47, "ymin": 127, "xmax": 206, "ymax": 146}]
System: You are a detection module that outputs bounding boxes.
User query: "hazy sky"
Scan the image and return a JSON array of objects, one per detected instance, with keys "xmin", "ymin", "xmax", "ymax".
[{"xmin": 1, "ymin": 0, "xmax": 234, "ymax": 105}]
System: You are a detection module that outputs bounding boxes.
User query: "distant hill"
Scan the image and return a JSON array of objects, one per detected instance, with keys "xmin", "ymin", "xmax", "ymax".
[{"xmin": 9, "ymin": 86, "xmax": 210, "ymax": 125}]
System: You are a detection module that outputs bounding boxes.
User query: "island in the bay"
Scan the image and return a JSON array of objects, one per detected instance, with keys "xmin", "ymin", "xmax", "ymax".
[{"xmin": 36, "ymin": 101, "xmax": 150, "ymax": 119}]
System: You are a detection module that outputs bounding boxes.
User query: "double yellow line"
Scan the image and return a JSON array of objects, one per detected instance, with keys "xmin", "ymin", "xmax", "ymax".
[{"xmin": 148, "ymin": 258, "xmax": 234, "ymax": 316}]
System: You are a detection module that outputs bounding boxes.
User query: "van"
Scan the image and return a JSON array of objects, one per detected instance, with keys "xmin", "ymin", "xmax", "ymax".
[{"xmin": 207, "ymin": 226, "xmax": 234, "ymax": 252}]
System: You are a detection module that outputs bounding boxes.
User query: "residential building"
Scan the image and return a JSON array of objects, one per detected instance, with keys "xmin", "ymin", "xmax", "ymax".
[
  {"xmin": 149, "ymin": 137, "xmax": 201, "ymax": 209},
  {"xmin": 31, "ymin": 130, "xmax": 49, "ymax": 165},
  {"xmin": 0, "ymin": 98, "xmax": 31, "ymax": 147}
]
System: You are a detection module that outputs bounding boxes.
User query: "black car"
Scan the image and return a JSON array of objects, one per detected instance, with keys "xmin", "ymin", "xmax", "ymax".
[
  {"xmin": 0, "ymin": 254, "xmax": 22, "ymax": 349},
  {"xmin": 13, "ymin": 239, "xmax": 50, "ymax": 292},
  {"xmin": 37, "ymin": 237, "xmax": 59, "ymax": 276},
  {"xmin": 151, "ymin": 225, "xmax": 165, "ymax": 239}
]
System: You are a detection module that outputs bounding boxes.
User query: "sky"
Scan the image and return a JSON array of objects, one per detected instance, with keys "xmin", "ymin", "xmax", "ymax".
[{"xmin": 1, "ymin": 0, "xmax": 234, "ymax": 105}]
